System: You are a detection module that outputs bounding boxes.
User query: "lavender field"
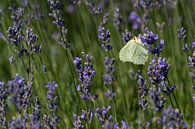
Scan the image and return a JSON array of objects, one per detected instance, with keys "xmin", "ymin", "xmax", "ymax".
[{"xmin": 0, "ymin": 0, "xmax": 195, "ymax": 128}]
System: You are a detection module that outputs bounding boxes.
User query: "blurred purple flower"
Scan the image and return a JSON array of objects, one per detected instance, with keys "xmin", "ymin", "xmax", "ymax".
[
  {"xmin": 48, "ymin": 0, "xmax": 70, "ymax": 48},
  {"xmin": 129, "ymin": 11, "xmax": 142, "ymax": 30},
  {"xmin": 103, "ymin": 57, "xmax": 116, "ymax": 86},
  {"xmin": 29, "ymin": 97, "xmax": 41, "ymax": 129},
  {"xmin": 43, "ymin": 114, "xmax": 60, "ymax": 129},
  {"xmin": 191, "ymin": 41, "xmax": 195, "ymax": 48},
  {"xmin": 46, "ymin": 81, "xmax": 58, "ymax": 110},
  {"xmin": 73, "ymin": 114, "xmax": 84, "ymax": 129},
  {"xmin": 121, "ymin": 120, "xmax": 130, "ymax": 129},
  {"xmin": 10, "ymin": 118, "xmax": 26, "ymax": 129},
  {"xmin": 105, "ymin": 90, "xmax": 116, "ymax": 100},
  {"xmin": 0, "ymin": 81, "xmax": 8, "ymax": 128},
  {"xmin": 158, "ymin": 107, "xmax": 188, "ymax": 128},
  {"xmin": 150, "ymin": 87, "xmax": 166, "ymax": 112},
  {"xmin": 137, "ymin": 73, "xmax": 148, "ymax": 109},
  {"xmin": 113, "ymin": 7, "xmax": 123, "ymax": 31},
  {"xmin": 85, "ymin": 2, "xmax": 103, "ymax": 15},
  {"xmin": 95, "ymin": 105, "xmax": 112, "ymax": 126}
]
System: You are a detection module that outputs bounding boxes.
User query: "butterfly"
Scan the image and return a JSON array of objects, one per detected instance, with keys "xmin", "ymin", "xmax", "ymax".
[{"xmin": 119, "ymin": 37, "xmax": 148, "ymax": 65}]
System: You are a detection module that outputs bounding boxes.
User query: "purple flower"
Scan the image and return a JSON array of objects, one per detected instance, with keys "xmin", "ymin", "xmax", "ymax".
[
  {"xmin": 98, "ymin": 13, "xmax": 112, "ymax": 51},
  {"xmin": 178, "ymin": 27, "xmax": 187, "ymax": 40},
  {"xmin": 85, "ymin": 2, "xmax": 103, "ymax": 15},
  {"xmin": 29, "ymin": 97, "xmax": 41, "ymax": 129},
  {"xmin": 7, "ymin": 26, "xmax": 24, "ymax": 45},
  {"xmin": 46, "ymin": 81, "xmax": 58, "ymax": 110},
  {"xmin": 0, "ymin": 81, "xmax": 8, "ymax": 128},
  {"xmin": 7, "ymin": 74, "xmax": 32, "ymax": 111},
  {"xmin": 10, "ymin": 118, "xmax": 26, "ymax": 129},
  {"xmin": 192, "ymin": 123, "xmax": 195, "ymax": 129},
  {"xmin": 133, "ymin": 0, "xmax": 166, "ymax": 9},
  {"xmin": 148, "ymin": 57, "xmax": 169, "ymax": 85},
  {"xmin": 158, "ymin": 107, "xmax": 188, "ymax": 129},
  {"xmin": 188, "ymin": 55, "xmax": 195, "ymax": 80},
  {"xmin": 105, "ymin": 90, "xmax": 116, "ymax": 100},
  {"xmin": 192, "ymin": 41, "xmax": 195, "ymax": 48},
  {"xmin": 73, "ymin": 109, "xmax": 93, "ymax": 129},
  {"xmin": 26, "ymin": 28, "xmax": 38, "ymax": 44},
  {"xmin": 98, "ymin": 24, "xmax": 112, "ymax": 51},
  {"xmin": 188, "ymin": 56, "xmax": 195, "ymax": 68},
  {"xmin": 160, "ymin": 82, "xmax": 176, "ymax": 95},
  {"xmin": 129, "ymin": 11, "xmax": 142, "ymax": 30},
  {"xmin": 103, "ymin": 122, "xmax": 119, "ymax": 129},
  {"xmin": 70, "ymin": 0, "xmax": 80, "ymax": 4},
  {"xmin": 73, "ymin": 115, "xmax": 84, "ymax": 129},
  {"xmin": 182, "ymin": 43, "xmax": 190, "ymax": 52},
  {"xmin": 113, "ymin": 7, "xmax": 123, "ymax": 31},
  {"xmin": 150, "ymin": 87, "xmax": 166, "ymax": 112},
  {"xmin": 73, "ymin": 54, "xmax": 98, "ymax": 101},
  {"xmin": 43, "ymin": 114, "xmax": 60, "ymax": 129},
  {"xmin": 103, "ymin": 57, "xmax": 116, "ymax": 86},
  {"xmin": 9, "ymin": 56, "xmax": 15, "ymax": 65},
  {"xmin": 122, "ymin": 29, "xmax": 132, "ymax": 44},
  {"xmin": 48, "ymin": 0, "xmax": 70, "ymax": 48},
  {"xmin": 140, "ymin": 28, "xmax": 164, "ymax": 55},
  {"xmin": 103, "ymin": 120, "xmax": 130, "ymax": 129},
  {"xmin": 121, "ymin": 120, "xmax": 130, "ymax": 129},
  {"xmin": 95, "ymin": 105, "xmax": 112, "ymax": 126},
  {"xmin": 7, "ymin": 6, "xmax": 26, "ymax": 46},
  {"xmin": 25, "ymin": 28, "xmax": 42, "ymax": 55},
  {"xmin": 0, "ymin": 32, "xmax": 3, "ymax": 39},
  {"xmin": 137, "ymin": 73, "xmax": 148, "ymax": 109}
]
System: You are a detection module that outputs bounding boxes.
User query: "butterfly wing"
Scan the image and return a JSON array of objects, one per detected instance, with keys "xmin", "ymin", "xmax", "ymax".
[
  {"xmin": 119, "ymin": 39, "xmax": 138, "ymax": 62},
  {"xmin": 131, "ymin": 43, "xmax": 148, "ymax": 65}
]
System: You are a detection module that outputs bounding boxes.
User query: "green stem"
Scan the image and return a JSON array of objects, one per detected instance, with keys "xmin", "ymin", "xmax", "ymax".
[
  {"xmin": 110, "ymin": 50, "xmax": 128, "ymax": 121},
  {"xmin": 167, "ymin": 79, "xmax": 181, "ymax": 111}
]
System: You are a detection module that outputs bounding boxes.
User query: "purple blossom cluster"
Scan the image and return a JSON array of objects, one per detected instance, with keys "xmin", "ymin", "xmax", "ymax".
[
  {"xmin": 29, "ymin": 97, "xmax": 41, "ymax": 129},
  {"xmin": 6, "ymin": 6, "xmax": 42, "ymax": 60},
  {"xmin": 7, "ymin": 7, "xmax": 25, "ymax": 46},
  {"xmin": 113, "ymin": 7, "xmax": 123, "ymax": 32},
  {"xmin": 122, "ymin": 29, "xmax": 132, "ymax": 44},
  {"xmin": 10, "ymin": 118, "xmax": 26, "ymax": 129},
  {"xmin": 98, "ymin": 13, "xmax": 112, "ymax": 51},
  {"xmin": 103, "ymin": 57, "xmax": 116, "ymax": 86},
  {"xmin": 133, "ymin": 0, "xmax": 172, "ymax": 9},
  {"xmin": 149, "ymin": 86, "xmax": 166, "ymax": 112},
  {"xmin": 158, "ymin": 107, "xmax": 188, "ymax": 128},
  {"xmin": 178, "ymin": 27, "xmax": 187, "ymax": 40},
  {"xmin": 73, "ymin": 53, "xmax": 98, "ymax": 101},
  {"xmin": 137, "ymin": 73, "xmax": 148, "ymax": 109},
  {"xmin": 140, "ymin": 28, "xmax": 165, "ymax": 55},
  {"xmin": 85, "ymin": 1, "xmax": 103, "ymax": 15},
  {"xmin": 48, "ymin": 0, "xmax": 70, "ymax": 48},
  {"xmin": 46, "ymin": 81, "xmax": 58, "ymax": 110},
  {"xmin": 148, "ymin": 57, "xmax": 169, "ymax": 85},
  {"xmin": 129, "ymin": 11, "xmax": 142, "ymax": 30},
  {"xmin": 73, "ymin": 109, "xmax": 93, "ymax": 129},
  {"xmin": 7, "ymin": 74, "xmax": 32, "ymax": 111}
]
